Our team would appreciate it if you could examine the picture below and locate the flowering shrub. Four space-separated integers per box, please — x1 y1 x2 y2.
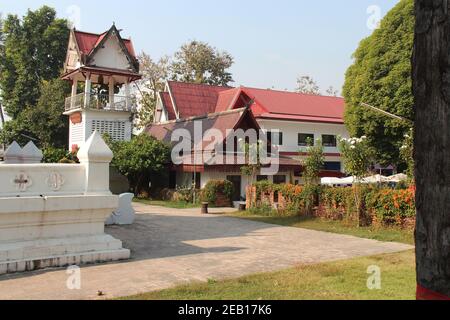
201 180 234 204
248 181 416 228
322 185 416 227
368 185 416 224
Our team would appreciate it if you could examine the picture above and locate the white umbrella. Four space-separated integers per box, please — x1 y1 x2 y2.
363 174 389 184
321 177 345 185
386 173 408 183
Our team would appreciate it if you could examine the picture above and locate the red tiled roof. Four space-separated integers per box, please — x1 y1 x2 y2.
161 82 345 124
146 108 259 151
74 30 136 59
242 87 345 123
215 88 241 113
160 92 176 120
167 81 232 118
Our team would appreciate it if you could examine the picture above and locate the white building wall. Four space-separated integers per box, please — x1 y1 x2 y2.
90 35 130 70
257 119 349 154
257 119 350 170
83 109 132 143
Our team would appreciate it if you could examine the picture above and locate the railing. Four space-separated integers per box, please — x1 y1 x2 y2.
65 93 135 112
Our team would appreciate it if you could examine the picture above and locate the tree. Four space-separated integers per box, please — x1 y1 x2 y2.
301 138 324 186
0 6 69 119
339 136 375 224
135 52 171 128
295 75 320 95
109 134 171 196
0 79 70 148
413 0 450 299
343 0 414 168
22 79 70 148
301 138 325 213
325 86 339 97
171 40 234 86
400 128 414 180
240 140 263 186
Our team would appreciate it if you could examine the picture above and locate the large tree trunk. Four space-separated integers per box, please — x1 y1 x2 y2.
413 0 450 299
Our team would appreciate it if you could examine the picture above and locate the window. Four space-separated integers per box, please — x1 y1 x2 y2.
257 175 268 182
267 131 283 146
91 120 126 141
298 133 314 146
273 175 287 184
322 135 337 147
323 162 342 172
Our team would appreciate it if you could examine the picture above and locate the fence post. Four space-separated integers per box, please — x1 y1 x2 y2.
22 141 43 164
4 142 23 164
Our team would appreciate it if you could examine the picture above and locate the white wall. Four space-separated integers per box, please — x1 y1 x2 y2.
90 34 130 70
257 119 349 154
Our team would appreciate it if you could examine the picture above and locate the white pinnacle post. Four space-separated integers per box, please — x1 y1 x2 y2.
4 142 23 164
22 141 43 164
77 131 113 195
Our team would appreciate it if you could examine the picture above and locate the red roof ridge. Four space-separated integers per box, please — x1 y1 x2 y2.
241 85 344 100
74 29 131 41
167 80 234 89
267 111 343 119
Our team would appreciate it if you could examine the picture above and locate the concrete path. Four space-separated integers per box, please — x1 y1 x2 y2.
0 203 413 300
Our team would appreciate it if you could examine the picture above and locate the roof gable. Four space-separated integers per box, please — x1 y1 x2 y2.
146 108 260 151
68 25 138 72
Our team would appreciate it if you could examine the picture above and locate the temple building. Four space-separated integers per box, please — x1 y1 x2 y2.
61 24 141 151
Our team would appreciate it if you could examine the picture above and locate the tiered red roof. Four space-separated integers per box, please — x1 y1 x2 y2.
159 81 345 124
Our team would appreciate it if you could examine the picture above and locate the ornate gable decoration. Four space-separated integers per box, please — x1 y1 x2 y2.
63 24 139 75
86 25 139 72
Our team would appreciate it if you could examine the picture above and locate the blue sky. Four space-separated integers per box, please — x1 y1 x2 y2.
1 0 400 94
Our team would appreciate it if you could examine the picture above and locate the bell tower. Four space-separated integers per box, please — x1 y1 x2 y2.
61 24 141 151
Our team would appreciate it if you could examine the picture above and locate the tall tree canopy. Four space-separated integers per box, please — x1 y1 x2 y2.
296 75 320 95
343 0 414 167
137 41 235 126
0 6 69 119
171 40 234 86
135 53 171 128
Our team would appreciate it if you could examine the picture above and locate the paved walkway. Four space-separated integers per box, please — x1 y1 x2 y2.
0 203 413 300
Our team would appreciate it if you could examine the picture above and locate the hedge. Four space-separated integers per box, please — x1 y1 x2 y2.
248 181 416 228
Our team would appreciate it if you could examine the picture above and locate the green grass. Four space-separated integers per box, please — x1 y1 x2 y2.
122 250 416 300
230 213 414 245
133 198 200 209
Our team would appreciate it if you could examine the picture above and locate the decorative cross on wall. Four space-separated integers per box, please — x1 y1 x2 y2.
12 172 33 192
46 172 65 191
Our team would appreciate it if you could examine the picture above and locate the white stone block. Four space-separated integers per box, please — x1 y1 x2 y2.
106 193 136 225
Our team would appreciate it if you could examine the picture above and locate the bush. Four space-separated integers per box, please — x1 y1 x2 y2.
201 180 234 204
42 147 79 164
321 184 415 227
108 134 171 196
